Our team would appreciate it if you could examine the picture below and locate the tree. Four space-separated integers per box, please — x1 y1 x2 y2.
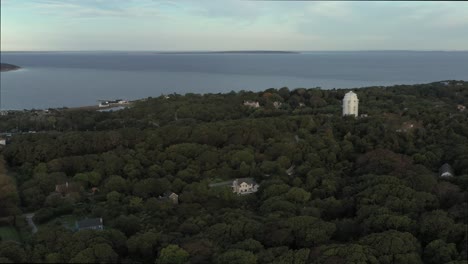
69 248 95 263
423 240 458 264
92 243 119 263
156 245 189 264
315 244 378 264
127 231 161 260
231 239 264 253
114 215 141 236
215 249 257 264
359 230 422 264
0 241 27 263
419 210 455 243
285 187 311 204
272 248 310 264
0 172 20 217
105 175 127 193
286 216 336 247
181 239 215 264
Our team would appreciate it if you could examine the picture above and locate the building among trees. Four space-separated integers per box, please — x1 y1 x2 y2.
159 191 179 204
243 100 260 108
232 178 259 195
439 163 454 177
343 91 359 117
75 218 104 231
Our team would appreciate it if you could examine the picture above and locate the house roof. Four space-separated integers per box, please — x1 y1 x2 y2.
235 178 257 185
439 163 454 175
163 191 177 197
77 218 102 229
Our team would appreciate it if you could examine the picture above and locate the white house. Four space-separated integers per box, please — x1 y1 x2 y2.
232 178 259 195
243 101 260 108
342 91 359 117
0 138 6 146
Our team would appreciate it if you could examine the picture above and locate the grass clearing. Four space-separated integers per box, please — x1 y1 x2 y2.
0 226 21 242
37 214 79 231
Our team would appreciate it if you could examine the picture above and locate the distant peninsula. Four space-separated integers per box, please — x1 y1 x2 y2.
0 63 21 72
153 50 300 55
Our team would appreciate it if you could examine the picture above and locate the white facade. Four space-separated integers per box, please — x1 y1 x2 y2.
232 178 259 195
342 91 359 117
243 101 260 108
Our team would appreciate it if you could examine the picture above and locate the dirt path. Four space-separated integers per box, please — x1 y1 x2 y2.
209 180 232 188
24 213 37 234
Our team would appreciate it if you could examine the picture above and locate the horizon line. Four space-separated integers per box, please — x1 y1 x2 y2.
2 49 468 53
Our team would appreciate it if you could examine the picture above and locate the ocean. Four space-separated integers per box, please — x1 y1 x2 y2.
1 51 467 110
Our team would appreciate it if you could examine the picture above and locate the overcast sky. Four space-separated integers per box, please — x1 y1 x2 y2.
1 0 467 51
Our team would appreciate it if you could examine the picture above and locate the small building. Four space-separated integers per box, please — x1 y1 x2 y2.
273 101 283 109
243 101 260 108
439 163 454 177
55 182 81 195
232 178 259 195
159 191 179 204
98 99 124 107
457 105 466 112
0 138 6 146
90 187 100 195
76 218 104 231
98 101 109 107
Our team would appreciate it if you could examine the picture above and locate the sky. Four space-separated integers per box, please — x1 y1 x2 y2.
1 0 468 51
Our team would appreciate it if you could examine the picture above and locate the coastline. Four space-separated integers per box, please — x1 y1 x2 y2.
0 63 22 72
1 80 465 112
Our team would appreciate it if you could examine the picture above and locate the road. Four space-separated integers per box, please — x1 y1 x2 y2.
24 213 37 234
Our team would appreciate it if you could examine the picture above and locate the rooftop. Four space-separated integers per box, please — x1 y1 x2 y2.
76 218 102 229
234 178 257 185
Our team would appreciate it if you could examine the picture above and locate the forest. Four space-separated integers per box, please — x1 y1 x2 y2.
0 80 467 264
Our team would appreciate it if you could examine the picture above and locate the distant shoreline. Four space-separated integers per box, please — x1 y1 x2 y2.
2 50 301 55
2 50 467 53
152 51 301 54
0 63 21 72
2 80 465 112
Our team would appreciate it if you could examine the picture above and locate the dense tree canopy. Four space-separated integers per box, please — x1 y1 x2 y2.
0 81 467 263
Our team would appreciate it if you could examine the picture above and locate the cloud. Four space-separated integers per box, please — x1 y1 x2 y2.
18 0 167 18
2 1 467 51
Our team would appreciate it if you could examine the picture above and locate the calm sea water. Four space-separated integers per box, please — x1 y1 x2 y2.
1 51 467 110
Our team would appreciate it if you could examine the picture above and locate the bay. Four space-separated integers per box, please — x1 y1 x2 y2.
1 51 467 110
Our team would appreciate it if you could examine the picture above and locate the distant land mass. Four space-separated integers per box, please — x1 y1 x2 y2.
0 63 21 72
152 50 300 54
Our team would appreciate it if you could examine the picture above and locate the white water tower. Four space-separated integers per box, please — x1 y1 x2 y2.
342 91 359 117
